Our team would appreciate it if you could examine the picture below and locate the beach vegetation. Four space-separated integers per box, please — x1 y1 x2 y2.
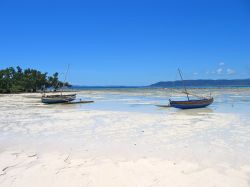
0 66 71 93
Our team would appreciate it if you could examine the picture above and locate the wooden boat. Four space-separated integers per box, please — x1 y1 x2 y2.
169 97 213 109
41 65 78 104
42 93 76 98
169 69 213 109
41 94 76 104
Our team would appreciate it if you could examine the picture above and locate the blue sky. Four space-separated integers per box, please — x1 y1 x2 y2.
0 0 250 86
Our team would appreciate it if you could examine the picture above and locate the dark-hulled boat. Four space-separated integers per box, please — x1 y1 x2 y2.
169 69 213 109
169 97 213 109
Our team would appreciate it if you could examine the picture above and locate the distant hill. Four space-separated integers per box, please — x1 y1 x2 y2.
150 79 250 87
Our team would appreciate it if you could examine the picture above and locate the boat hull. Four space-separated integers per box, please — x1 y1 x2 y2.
170 98 213 109
41 94 76 104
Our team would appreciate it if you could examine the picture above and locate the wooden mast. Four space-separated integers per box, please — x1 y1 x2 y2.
61 64 70 96
178 68 189 101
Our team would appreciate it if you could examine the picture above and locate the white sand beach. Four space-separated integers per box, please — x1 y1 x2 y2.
0 89 250 187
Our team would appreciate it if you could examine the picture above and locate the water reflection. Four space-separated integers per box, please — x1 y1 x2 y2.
175 107 214 116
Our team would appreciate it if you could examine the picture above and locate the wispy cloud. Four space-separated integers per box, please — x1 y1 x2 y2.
216 68 223 74
219 62 225 66
205 62 237 76
226 68 235 75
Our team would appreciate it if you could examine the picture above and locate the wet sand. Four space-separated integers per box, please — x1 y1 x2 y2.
0 89 250 187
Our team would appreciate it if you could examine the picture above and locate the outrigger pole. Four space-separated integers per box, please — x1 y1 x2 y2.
178 68 190 101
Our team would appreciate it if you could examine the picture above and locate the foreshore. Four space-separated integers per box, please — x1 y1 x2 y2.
0 89 250 187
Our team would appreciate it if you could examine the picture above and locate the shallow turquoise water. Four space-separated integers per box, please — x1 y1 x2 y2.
71 87 250 116
0 88 250 163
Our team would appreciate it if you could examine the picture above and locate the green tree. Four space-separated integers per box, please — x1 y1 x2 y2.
0 66 70 93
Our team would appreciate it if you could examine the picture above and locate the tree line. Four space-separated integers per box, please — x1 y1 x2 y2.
0 66 71 93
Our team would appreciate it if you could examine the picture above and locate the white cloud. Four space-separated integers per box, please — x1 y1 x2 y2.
216 68 223 74
205 62 237 76
226 68 235 75
193 72 198 75
219 62 225 66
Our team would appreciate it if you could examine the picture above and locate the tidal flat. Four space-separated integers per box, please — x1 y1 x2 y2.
0 88 250 187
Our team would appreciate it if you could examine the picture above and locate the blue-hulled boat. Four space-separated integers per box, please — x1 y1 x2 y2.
169 69 214 109
169 97 213 109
